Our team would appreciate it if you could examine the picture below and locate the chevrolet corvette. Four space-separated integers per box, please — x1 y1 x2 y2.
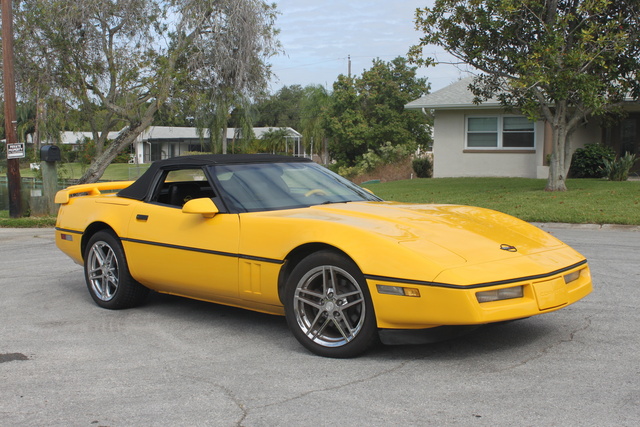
54 154 592 357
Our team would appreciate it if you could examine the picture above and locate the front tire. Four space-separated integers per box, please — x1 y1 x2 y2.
84 230 148 309
284 250 378 358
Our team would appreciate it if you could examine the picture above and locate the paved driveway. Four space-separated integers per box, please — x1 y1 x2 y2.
1 226 638 426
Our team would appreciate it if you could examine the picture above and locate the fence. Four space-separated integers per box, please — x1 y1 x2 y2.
0 176 77 214
1 164 148 214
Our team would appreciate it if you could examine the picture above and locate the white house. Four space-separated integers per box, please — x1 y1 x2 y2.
61 126 304 164
405 77 639 178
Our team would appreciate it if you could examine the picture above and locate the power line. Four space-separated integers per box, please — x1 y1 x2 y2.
271 50 453 73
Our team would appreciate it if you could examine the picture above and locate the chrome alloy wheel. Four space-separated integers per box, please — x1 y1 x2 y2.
293 265 366 347
87 241 120 302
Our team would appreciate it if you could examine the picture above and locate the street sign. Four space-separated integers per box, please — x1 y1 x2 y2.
7 142 24 159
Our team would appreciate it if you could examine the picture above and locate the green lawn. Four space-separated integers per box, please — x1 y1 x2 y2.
2 172 639 227
363 177 640 225
17 162 151 181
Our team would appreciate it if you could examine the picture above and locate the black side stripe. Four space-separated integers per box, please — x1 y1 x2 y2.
55 227 83 235
365 259 588 290
57 227 587 290
120 237 283 265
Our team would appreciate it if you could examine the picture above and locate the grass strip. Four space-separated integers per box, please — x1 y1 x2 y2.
364 177 640 225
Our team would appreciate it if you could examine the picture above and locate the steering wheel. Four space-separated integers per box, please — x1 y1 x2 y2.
305 189 328 197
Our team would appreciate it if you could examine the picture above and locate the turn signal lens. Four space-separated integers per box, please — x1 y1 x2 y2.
564 270 581 284
476 286 523 303
376 285 420 297
403 288 421 297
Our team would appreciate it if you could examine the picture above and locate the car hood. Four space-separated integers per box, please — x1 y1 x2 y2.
305 201 565 266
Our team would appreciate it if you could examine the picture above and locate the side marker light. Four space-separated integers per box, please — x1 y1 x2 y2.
376 285 420 297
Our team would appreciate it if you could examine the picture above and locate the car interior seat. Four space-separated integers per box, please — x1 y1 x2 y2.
168 182 202 206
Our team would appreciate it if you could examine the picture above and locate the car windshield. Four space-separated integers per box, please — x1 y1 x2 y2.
210 162 381 212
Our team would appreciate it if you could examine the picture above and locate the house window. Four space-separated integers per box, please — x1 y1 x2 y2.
467 117 498 147
466 116 535 149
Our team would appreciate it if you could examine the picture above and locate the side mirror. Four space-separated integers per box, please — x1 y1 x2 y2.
182 198 219 218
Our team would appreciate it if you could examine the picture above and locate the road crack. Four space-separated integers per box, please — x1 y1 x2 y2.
246 356 424 414
495 315 593 372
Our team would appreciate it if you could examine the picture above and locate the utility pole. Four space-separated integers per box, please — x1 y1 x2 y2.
2 0 24 218
348 55 351 78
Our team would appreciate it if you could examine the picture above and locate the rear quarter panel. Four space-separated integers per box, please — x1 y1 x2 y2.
56 195 137 264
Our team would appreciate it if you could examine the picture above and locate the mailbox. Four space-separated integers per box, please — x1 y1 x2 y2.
41 145 61 162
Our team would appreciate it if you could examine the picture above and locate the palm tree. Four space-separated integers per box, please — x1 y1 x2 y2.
259 128 290 154
300 85 330 163
16 103 36 145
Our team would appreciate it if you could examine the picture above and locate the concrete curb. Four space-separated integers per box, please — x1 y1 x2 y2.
531 222 640 232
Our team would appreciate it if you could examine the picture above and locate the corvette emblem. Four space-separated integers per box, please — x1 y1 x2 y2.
500 244 518 252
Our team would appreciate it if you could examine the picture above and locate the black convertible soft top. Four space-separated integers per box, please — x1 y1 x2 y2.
118 154 312 201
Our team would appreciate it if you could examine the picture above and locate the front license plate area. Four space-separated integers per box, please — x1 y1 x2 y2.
533 278 568 310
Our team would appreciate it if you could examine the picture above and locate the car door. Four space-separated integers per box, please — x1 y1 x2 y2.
123 168 241 302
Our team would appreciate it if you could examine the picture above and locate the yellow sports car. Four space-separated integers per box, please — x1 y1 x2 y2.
55 154 592 357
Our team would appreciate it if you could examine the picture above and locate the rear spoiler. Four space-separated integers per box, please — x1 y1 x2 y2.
55 181 134 204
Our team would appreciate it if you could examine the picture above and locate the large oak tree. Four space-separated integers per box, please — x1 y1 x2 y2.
15 0 279 183
410 0 640 191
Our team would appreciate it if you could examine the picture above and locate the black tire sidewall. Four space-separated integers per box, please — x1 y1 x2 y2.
83 230 147 309
284 250 378 358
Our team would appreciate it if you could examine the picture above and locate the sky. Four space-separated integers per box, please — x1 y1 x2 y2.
267 0 472 94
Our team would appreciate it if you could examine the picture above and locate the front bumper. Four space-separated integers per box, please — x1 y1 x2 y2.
367 260 592 330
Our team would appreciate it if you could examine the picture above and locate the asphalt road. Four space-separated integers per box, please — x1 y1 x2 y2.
1 226 638 427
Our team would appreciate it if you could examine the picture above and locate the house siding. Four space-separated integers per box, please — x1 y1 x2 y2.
433 109 545 178
406 77 609 179
572 119 603 148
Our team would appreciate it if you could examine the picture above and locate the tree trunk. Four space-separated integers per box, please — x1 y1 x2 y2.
546 154 568 191
222 125 228 154
545 105 570 191
323 136 329 164
78 116 154 184
33 90 45 157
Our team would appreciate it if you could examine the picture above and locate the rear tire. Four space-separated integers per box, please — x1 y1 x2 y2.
284 250 378 358
84 230 148 309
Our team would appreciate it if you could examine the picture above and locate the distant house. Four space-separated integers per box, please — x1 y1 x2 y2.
61 126 304 164
405 77 640 178
61 130 120 149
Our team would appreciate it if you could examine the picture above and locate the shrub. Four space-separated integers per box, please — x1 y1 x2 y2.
113 150 133 163
77 139 95 165
602 152 638 181
337 142 414 179
412 156 433 178
60 144 79 163
569 144 615 178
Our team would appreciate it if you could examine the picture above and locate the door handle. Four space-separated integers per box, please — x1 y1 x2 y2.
136 214 149 221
